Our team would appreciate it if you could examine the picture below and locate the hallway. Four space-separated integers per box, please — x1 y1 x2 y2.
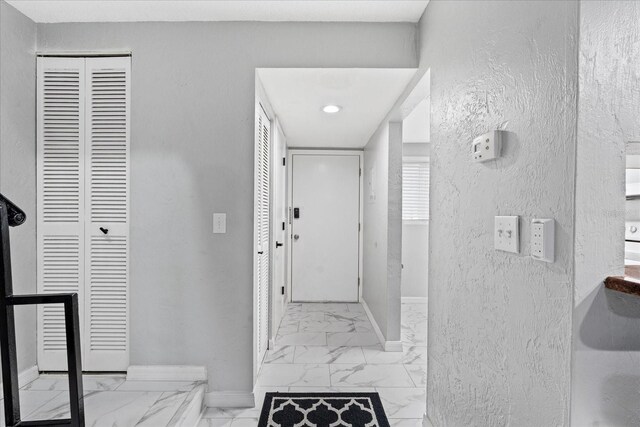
200 302 427 426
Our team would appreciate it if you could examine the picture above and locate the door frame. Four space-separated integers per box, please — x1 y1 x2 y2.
286 149 364 303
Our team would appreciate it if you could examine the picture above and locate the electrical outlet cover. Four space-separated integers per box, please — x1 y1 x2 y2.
531 218 554 262
494 215 519 253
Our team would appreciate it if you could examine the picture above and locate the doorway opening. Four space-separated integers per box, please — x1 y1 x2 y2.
252 68 423 403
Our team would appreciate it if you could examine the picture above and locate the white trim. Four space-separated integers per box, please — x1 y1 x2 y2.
287 149 364 303
384 340 404 352
361 299 384 347
402 297 428 304
361 300 402 352
126 365 207 381
0 365 40 390
37 51 132 57
205 391 256 408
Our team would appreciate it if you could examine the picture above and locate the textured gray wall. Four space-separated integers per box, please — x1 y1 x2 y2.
419 1 578 424
0 0 37 380
572 1 640 425
37 20 417 392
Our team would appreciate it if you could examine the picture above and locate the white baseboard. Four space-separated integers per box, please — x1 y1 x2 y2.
361 299 385 348
384 341 404 352
0 365 40 389
361 300 402 352
127 365 207 381
402 297 427 304
206 391 255 408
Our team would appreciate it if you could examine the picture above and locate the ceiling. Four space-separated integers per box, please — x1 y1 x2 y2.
7 0 429 23
258 68 417 148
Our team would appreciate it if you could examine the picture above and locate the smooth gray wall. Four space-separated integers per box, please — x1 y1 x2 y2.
363 121 402 343
572 1 640 425
0 0 37 382
401 142 429 299
419 1 578 424
37 21 417 392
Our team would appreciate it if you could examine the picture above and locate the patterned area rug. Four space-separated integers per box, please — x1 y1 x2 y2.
258 392 391 427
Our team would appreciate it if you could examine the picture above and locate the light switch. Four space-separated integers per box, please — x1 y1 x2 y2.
495 215 519 253
213 213 226 234
531 218 554 262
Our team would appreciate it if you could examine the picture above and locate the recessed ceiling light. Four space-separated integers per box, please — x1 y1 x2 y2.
322 105 341 114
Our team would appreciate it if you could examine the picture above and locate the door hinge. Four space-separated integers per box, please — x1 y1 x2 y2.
282 157 286 166
281 286 285 295
358 223 361 232
358 277 360 287
359 167 362 177
282 221 285 231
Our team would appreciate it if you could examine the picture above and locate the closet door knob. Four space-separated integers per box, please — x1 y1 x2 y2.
100 227 109 235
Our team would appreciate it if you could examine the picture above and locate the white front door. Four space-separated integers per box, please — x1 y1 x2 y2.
290 153 361 302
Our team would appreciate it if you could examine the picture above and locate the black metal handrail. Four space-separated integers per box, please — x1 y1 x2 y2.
0 194 85 427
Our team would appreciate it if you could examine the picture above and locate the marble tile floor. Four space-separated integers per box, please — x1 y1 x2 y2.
0 374 205 426
199 302 428 427
1 303 426 426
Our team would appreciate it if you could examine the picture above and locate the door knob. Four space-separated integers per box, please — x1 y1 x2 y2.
276 241 284 248
294 234 300 240
99 227 109 235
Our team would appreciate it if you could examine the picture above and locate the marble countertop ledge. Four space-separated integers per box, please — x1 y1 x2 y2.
605 265 640 297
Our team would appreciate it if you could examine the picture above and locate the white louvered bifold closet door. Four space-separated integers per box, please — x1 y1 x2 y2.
256 106 271 367
37 56 130 372
37 57 86 370
83 57 130 370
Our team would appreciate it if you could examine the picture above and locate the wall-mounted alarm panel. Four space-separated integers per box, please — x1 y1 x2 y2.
472 130 503 162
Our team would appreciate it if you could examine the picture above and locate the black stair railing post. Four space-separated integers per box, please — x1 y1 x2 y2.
65 295 84 425
0 193 85 427
0 200 22 426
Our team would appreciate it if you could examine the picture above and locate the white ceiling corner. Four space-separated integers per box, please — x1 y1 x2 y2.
6 0 429 24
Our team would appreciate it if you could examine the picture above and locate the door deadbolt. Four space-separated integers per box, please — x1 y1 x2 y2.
293 234 300 240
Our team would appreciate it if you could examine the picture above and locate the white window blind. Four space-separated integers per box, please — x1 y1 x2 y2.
402 160 429 221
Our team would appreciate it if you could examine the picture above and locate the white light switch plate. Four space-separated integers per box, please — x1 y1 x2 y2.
531 218 554 262
213 213 226 234
495 215 519 253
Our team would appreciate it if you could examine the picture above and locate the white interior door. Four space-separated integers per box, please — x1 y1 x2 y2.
37 57 86 370
254 105 270 369
83 56 130 371
291 153 360 302
37 56 130 372
271 120 287 338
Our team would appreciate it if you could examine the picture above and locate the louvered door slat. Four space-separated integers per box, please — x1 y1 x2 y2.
255 106 271 368
83 57 130 370
37 57 86 370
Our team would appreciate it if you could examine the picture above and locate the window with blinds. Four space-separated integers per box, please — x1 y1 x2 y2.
402 160 429 221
